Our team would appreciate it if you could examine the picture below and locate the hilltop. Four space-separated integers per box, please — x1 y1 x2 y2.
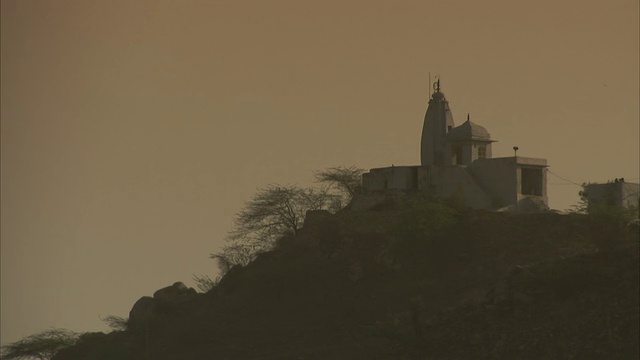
52 201 639 359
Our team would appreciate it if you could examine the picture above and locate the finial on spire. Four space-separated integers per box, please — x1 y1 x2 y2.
432 75 441 93
467 113 470 121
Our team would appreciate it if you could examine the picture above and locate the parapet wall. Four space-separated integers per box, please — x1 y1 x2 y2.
361 156 549 212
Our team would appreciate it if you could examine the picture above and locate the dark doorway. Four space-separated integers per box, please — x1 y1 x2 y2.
521 168 543 196
455 146 463 165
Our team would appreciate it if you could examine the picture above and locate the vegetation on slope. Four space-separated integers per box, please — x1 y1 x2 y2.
48 195 638 359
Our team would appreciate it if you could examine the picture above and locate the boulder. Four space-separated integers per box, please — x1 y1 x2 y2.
153 281 197 302
128 296 155 329
128 282 197 330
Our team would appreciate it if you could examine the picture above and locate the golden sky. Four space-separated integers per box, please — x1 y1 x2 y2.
1 0 638 344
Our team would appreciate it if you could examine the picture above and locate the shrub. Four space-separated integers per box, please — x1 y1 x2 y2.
1 328 79 360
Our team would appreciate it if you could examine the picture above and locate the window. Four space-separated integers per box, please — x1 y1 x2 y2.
521 168 543 196
478 146 487 159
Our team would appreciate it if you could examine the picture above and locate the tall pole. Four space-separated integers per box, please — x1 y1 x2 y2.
513 146 519 213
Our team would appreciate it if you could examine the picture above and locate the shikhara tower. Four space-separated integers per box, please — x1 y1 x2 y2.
420 78 454 166
420 79 495 167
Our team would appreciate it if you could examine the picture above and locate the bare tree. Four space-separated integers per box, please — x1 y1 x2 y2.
100 315 128 332
314 166 365 201
210 241 257 276
228 184 332 246
209 184 334 277
1 328 79 360
192 274 218 293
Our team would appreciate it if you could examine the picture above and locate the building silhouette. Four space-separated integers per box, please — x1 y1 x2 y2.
584 180 640 212
359 79 549 212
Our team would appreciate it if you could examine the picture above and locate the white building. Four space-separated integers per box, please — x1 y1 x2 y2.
360 80 549 212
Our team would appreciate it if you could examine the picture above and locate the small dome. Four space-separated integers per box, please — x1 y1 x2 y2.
448 119 492 141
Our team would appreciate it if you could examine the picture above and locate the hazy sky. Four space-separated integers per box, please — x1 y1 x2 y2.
1 0 638 344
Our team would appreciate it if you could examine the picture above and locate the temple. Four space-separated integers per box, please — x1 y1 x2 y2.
359 79 549 212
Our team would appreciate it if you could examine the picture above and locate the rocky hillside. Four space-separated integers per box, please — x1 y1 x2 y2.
52 201 639 360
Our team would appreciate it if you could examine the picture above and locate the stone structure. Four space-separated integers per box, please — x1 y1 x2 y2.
361 79 549 212
584 180 639 212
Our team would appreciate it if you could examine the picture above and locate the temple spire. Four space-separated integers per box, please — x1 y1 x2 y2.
432 75 441 93
421 75 454 166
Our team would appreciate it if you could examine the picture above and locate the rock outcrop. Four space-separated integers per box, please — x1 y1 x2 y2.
128 296 155 330
153 281 197 302
128 282 198 332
